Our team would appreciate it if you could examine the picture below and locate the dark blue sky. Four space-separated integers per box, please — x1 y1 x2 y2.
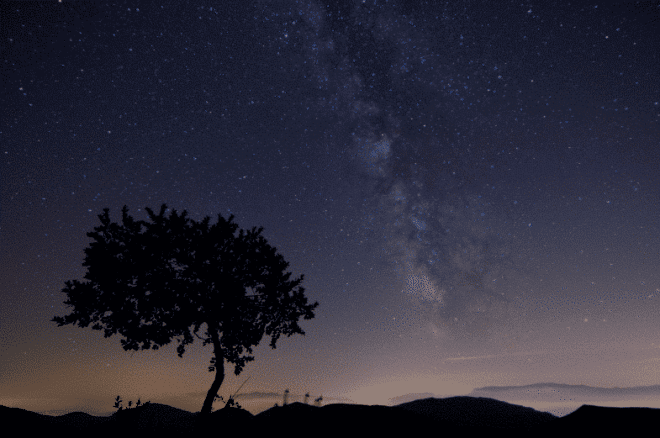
1 0 659 416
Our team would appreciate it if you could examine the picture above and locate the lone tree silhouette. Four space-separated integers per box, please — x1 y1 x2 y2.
52 204 318 415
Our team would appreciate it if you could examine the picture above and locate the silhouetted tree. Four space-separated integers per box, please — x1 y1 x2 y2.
52 204 318 415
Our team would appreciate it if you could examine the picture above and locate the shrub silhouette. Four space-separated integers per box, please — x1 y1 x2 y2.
214 376 250 411
113 396 123 411
113 395 150 412
53 204 318 416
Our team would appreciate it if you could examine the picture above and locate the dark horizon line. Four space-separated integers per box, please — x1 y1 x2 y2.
23 381 660 418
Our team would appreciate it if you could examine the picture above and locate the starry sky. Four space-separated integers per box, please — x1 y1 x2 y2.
1 0 659 418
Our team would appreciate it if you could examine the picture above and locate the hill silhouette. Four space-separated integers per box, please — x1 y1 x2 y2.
2 396 659 438
395 396 557 429
538 404 660 436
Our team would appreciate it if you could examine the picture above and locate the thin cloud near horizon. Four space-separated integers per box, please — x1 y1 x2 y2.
443 350 549 362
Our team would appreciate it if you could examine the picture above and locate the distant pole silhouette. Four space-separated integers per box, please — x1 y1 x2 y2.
283 389 289 406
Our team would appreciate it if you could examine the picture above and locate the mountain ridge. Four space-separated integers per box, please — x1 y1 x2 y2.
4 394 659 438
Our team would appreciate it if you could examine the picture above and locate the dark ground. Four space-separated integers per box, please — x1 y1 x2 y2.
2 396 659 438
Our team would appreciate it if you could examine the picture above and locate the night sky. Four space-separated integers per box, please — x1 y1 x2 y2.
2 0 659 418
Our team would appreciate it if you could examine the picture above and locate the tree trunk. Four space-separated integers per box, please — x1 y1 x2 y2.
200 326 225 415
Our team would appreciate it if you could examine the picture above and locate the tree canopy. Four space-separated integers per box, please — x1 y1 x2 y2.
52 204 318 414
